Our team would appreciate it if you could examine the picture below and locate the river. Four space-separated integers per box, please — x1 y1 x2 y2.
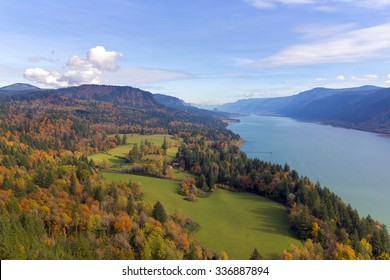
228 114 390 228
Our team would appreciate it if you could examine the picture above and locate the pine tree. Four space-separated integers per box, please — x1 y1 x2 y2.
115 133 121 145
161 137 168 155
122 134 128 145
70 174 77 195
162 160 168 177
152 201 168 223
94 186 104 202
249 248 262 260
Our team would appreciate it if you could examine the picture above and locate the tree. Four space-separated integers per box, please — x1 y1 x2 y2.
333 243 358 260
128 143 140 163
122 134 128 145
289 204 312 239
101 158 109 169
281 239 324 260
113 211 132 233
249 248 262 260
162 160 168 177
70 174 77 195
115 133 121 145
126 196 135 216
94 186 104 202
197 174 208 191
372 230 383 257
152 201 168 223
161 137 168 155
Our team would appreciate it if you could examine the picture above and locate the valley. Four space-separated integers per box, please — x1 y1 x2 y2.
0 83 389 260
96 134 299 259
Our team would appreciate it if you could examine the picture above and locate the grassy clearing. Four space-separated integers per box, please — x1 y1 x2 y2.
102 172 300 260
89 134 181 168
109 134 181 159
88 153 124 168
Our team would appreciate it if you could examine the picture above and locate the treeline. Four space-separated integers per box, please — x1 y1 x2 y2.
176 136 390 260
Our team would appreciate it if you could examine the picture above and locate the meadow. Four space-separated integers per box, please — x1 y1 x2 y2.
109 134 181 159
102 171 300 259
89 134 181 167
89 134 181 168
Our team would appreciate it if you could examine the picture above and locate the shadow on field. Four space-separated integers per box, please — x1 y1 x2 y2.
237 195 296 238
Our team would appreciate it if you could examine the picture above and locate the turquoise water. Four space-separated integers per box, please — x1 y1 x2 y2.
228 115 390 228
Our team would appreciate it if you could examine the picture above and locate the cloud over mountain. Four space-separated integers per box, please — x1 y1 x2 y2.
24 46 123 87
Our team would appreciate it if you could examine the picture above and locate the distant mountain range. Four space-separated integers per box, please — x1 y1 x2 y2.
0 83 41 94
1 83 190 109
154 94 191 108
217 85 390 134
3 83 390 134
0 83 229 128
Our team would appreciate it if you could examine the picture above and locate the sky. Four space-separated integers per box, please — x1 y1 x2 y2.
1 0 390 104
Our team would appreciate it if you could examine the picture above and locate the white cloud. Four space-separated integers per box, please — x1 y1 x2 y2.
341 0 390 8
257 22 390 67
316 77 327 81
294 24 356 39
385 74 390 84
246 0 390 9
245 0 315 8
87 46 123 71
364 74 378 80
24 46 123 87
24 46 192 88
24 68 69 87
336 75 345 81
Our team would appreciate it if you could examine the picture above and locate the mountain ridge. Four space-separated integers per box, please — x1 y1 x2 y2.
0 83 41 95
217 85 390 134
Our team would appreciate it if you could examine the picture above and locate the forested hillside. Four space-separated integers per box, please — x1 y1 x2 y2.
0 84 389 260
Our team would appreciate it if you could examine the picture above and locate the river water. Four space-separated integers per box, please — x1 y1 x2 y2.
228 114 390 228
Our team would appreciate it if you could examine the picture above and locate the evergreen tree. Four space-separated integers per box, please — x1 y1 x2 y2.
128 143 139 163
162 160 168 177
122 134 128 145
161 137 168 155
152 201 168 223
70 174 77 195
115 133 121 145
249 248 262 260
94 186 104 202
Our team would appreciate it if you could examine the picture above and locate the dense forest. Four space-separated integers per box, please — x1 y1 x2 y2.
0 84 389 260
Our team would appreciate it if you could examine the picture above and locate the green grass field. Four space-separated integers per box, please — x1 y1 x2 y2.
89 134 181 167
102 171 300 259
88 153 124 167
109 134 181 159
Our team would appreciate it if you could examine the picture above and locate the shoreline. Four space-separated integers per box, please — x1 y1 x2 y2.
228 114 390 228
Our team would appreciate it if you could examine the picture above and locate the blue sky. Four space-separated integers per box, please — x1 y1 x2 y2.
1 0 390 104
